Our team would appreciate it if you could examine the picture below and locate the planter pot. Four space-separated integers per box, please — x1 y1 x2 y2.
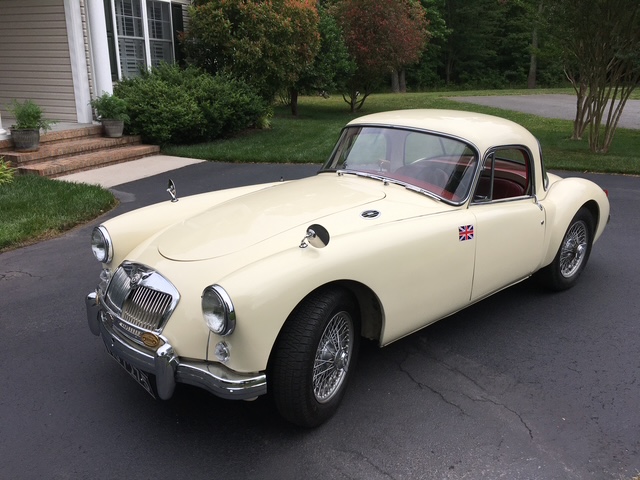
11 128 40 152
102 119 125 138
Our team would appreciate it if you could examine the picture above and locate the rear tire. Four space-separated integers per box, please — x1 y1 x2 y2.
539 207 594 291
270 288 360 427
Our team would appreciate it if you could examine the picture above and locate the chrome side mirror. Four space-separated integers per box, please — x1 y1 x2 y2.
299 224 330 249
167 179 178 202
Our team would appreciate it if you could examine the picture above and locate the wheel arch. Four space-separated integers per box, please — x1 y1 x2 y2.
541 175 608 269
542 199 599 268
267 280 384 369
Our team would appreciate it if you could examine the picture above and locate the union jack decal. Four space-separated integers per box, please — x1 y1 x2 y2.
459 225 474 241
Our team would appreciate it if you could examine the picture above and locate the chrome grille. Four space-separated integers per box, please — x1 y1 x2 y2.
104 262 179 332
122 286 172 330
106 266 131 310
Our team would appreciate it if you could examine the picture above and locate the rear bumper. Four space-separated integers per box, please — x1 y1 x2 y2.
85 291 267 400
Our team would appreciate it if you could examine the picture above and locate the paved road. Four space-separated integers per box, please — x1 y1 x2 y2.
450 94 640 130
1 161 639 479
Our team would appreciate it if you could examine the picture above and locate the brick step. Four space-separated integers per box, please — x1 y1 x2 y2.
40 125 103 144
18 144 161 177
0 125 102 152
5 135 143 166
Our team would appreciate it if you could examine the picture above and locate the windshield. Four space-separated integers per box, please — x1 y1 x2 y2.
322 126 478 203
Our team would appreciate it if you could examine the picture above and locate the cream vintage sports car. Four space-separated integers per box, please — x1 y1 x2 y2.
86 109 610 427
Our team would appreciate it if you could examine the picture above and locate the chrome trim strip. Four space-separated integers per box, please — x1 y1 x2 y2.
92 225 113 263
86 291 101 336
212 284 236 336
86 292 267 401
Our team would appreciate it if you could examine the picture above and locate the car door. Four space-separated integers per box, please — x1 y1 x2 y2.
469 147 546 302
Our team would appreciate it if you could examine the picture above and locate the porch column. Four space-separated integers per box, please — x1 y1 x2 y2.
86 0 114 97
0 112 6 135
65 0 92 123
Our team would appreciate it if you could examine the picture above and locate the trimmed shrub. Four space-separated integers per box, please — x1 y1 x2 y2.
114 64 269 145
0 157 15 185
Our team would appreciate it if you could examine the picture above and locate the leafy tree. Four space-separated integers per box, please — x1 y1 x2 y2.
547 0 640 152
288 5 356 115
406 0 450 90
494 0 535 86
183 0 321 102
407 0 563 90
332 0 429 111
526 0 544 88
441 0 505 86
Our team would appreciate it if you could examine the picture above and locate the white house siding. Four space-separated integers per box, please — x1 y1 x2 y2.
0 0 78 123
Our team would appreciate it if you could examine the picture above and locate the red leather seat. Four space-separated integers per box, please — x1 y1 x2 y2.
477 177 525 200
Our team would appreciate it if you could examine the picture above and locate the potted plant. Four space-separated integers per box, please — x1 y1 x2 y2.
7 99 55 152
90 92 129 138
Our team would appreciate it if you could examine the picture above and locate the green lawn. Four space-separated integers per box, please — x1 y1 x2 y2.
164 90 640 175
0 174 116 252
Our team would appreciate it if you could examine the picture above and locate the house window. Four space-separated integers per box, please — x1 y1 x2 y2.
147 1 173 67
111 0 180 79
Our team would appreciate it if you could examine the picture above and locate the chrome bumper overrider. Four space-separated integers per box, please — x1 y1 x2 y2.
85 291 267 400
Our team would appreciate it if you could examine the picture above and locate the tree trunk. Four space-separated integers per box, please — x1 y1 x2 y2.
527 27 538 89
391 70 400 93
399 69 406 93
445 54 453 85
573 85 589 140
342 91 357 113
289 87 299 116
527 1 543 89
566 69 590 140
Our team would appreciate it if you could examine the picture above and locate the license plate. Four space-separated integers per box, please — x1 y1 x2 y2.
105 344 156 399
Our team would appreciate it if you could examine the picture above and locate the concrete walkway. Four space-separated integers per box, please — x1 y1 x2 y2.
57 154 205 188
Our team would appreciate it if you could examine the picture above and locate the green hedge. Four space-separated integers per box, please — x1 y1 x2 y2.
114 64 270 145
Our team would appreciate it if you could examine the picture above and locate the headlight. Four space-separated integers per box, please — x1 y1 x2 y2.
202 285 236 336
91 226 113 263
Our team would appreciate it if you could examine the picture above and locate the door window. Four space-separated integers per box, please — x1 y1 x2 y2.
473 147 532 202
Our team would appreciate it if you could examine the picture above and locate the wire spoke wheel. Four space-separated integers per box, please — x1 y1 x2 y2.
559 220 588 278
313 311 354 403
270 288 360 427
538 207 594 291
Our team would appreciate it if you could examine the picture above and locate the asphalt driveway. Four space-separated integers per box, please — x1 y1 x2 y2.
450 94 640 130
1 161 639 479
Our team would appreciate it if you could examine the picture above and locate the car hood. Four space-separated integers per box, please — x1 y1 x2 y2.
157 175 388 261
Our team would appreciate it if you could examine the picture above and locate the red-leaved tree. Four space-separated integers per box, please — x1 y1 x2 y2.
332 0 429 111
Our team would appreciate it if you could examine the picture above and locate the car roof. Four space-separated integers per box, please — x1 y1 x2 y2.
347 109 538 152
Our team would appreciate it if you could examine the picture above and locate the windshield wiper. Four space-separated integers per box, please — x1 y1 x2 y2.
336 169 387 182
337 169 442 202
403 184 442 202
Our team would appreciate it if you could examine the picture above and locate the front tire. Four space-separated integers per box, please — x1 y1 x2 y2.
270 288 360 427
539 207 594 291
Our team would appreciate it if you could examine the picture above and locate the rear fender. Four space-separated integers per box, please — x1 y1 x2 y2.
540 177 609 268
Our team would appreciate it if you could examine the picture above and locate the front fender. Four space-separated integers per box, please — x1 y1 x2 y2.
209 212 475 373
540 177 609 268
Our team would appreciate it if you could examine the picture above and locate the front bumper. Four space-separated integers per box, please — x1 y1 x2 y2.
86 291 267 400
